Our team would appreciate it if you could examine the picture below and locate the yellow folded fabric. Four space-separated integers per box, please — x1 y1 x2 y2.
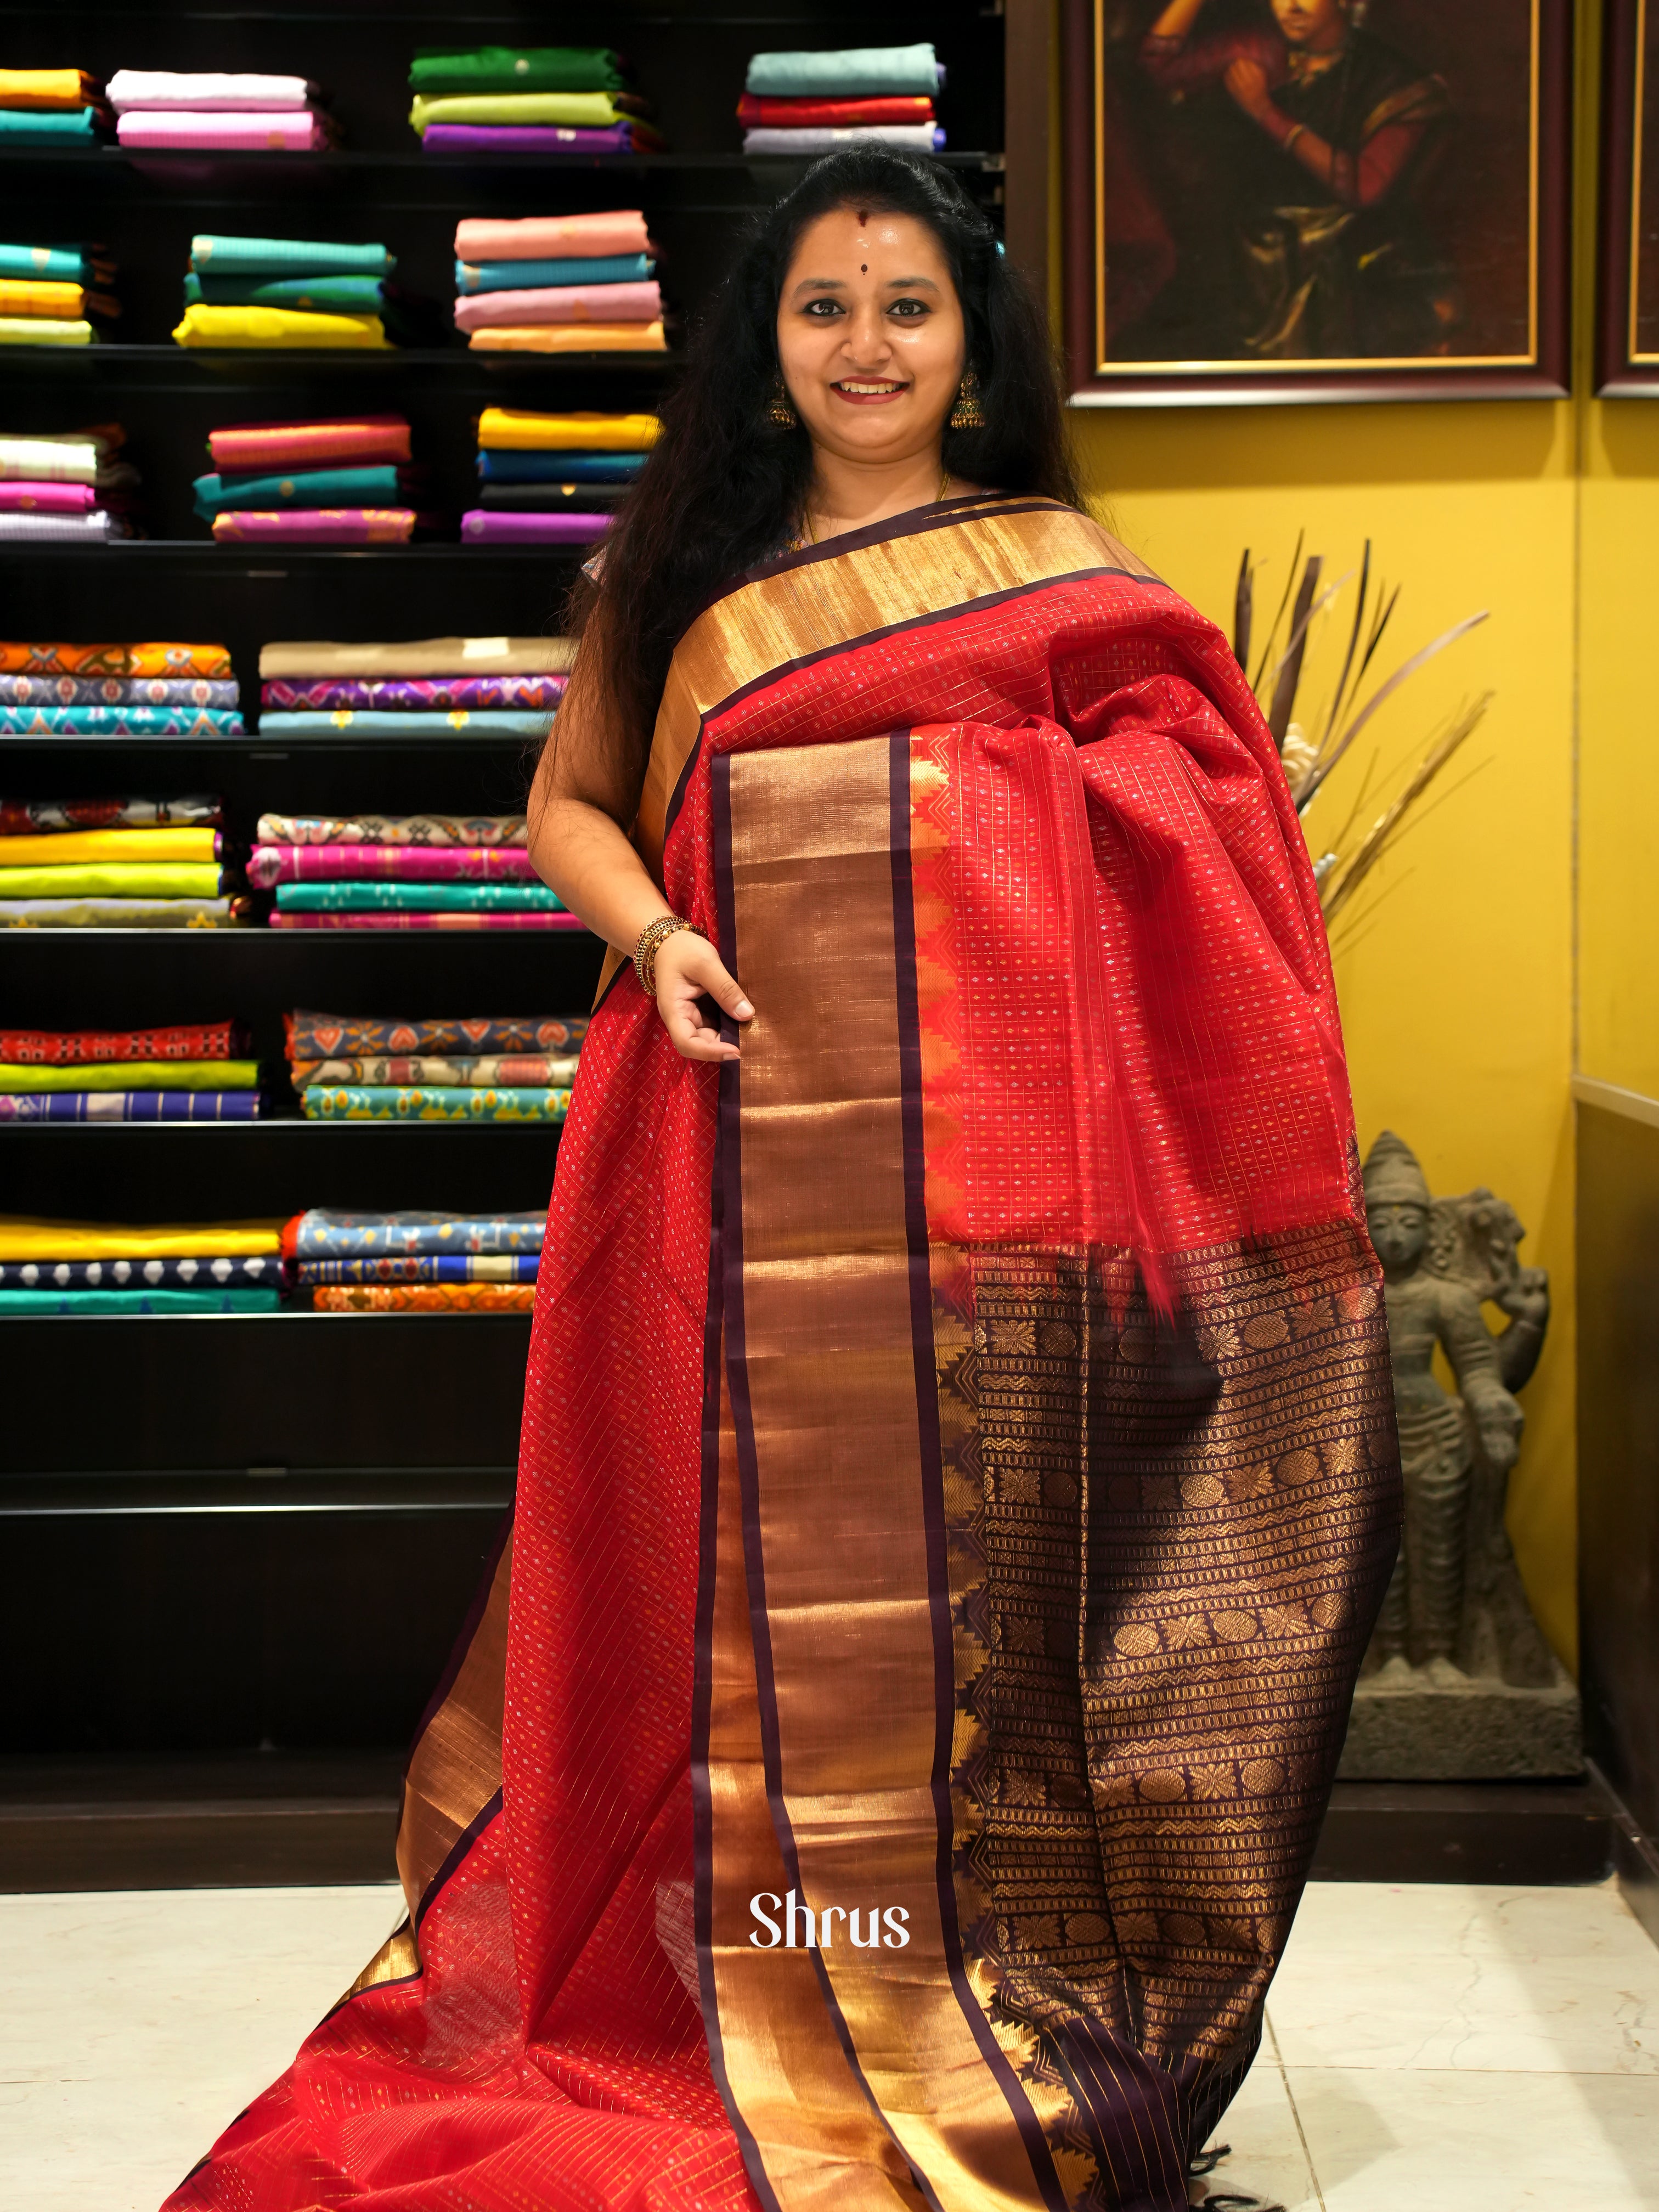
0 280 89 319
171 304 391 351
409 92 631 132
469 321 667 355
0 1060 259 1093
0 1216 283 1260
0 68 95 109
0 828 216 867
260 636 577 679
0 317 93 348
476 408 661 452
0 863 222 898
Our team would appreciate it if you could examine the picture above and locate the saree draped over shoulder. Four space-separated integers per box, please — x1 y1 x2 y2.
166 496 1400 2212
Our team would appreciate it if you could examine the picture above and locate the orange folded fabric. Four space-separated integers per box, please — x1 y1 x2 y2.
0 280 116 321
467 320 667 354
453 212 651 263
312 1282 535 1312
0 641 233 678
0 68 100 110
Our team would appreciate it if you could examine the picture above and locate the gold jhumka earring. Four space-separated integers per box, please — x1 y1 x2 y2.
765 377 798 428
949 367 986 431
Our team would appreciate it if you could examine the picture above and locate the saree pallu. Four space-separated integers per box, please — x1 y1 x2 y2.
287 1011 586 1058
170 496 1399 2212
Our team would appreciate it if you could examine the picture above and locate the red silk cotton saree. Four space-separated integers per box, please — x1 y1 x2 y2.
166 496 1400 2212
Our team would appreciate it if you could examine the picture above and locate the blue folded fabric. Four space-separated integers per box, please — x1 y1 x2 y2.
0 243 94 281
476 449 646 484
454 252 652 294
193 464 405 517
255 709 554 738
0 705 244 736
0 109 100 142
744 43 941 97
183 272 386 312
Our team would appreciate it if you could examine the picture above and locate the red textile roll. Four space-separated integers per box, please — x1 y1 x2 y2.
206 415 411 472
0 1019 241 1064
736 93 936 127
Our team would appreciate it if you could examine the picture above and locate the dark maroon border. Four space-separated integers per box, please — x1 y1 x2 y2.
1599 0 1659 393
1062 0 1573 405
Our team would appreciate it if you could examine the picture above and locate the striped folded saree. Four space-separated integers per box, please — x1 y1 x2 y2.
168 495 1400 2212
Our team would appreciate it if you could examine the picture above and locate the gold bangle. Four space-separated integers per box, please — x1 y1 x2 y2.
1283 122 1305 151
634 912 702 996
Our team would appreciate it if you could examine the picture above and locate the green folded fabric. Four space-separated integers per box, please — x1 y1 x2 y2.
0 862 223 899
409 47 627 94
0 1060 259 1093
193 464 403 517
302 1085 572 1121
409 91 634 132
183 272 386 312
190 235 394 278
0 1286 279 1313
275 881 565 911
0 110 98 142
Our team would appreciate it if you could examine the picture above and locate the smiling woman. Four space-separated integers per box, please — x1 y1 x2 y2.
165 149 1400 2212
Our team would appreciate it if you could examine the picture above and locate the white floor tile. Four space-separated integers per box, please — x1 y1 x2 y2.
0 1884 402 2212
1201 2052 1322 2211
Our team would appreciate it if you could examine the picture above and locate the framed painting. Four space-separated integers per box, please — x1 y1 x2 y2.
1599 0 1659 393
1060 0 1571 403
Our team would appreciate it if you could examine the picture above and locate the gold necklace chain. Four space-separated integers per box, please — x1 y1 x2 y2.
805 465 951 547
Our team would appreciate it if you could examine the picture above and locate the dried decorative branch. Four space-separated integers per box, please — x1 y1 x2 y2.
1321 693 1493 922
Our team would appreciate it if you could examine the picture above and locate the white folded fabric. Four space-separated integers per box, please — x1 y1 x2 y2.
0 511 124 541
0 436 102 484
742 124 945 154
106 70 320 112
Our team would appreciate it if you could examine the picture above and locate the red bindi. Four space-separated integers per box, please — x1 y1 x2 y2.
860 263 867 273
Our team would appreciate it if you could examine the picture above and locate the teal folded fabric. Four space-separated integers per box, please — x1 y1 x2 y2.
744 43 940 97
275 881 566 911
194 464 404 517
0 110 99 142
0 1286 280 1314
184 272 386 312
303 1085 571 1121
190 235 394 278
256 709 552 738
0 705 243 736
455 252 651 294
0 244 92 281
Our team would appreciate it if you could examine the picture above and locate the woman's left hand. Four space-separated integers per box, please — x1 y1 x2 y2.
1223 56 1274 121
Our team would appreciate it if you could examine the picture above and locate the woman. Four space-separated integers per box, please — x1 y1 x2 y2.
1134 0 1453 359
165 151 1398 2212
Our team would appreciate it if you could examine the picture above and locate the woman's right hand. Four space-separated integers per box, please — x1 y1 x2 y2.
654 927 754 1063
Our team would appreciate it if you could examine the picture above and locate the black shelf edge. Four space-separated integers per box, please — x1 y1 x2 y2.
0 146 1001 174
0 541 589 562
0 1308 533 1325
0 345 673 373
0 1116 567 1131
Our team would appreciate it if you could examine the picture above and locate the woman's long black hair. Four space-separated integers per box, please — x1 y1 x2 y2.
570 146 1079 787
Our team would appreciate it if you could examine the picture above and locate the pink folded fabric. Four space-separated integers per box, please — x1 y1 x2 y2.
117 110 331 150
453 280 661 332
461 510 610 545
0 481 96 515
212 509 415 543
269 910 586 932
454 212 651 262
248 843 538 887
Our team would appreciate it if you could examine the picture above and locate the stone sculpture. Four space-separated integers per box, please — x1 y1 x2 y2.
1339 1130 1580 1778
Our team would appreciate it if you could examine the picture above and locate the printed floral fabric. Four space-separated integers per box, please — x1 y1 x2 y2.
0 1253 284 1288
286 1011 586 1057
310 1282 535 1312
0 642 232 678
292 1054 577 1088
260 679 564 713
281 1209 545 1259
300 1085 569 1122
0 795 221 833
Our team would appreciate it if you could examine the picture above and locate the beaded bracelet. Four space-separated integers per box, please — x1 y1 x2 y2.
634 912 703 996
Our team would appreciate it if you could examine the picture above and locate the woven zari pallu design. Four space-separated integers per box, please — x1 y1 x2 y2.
166 496 1399 2212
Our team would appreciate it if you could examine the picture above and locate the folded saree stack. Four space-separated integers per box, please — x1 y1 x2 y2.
284 1203 546 1310
465 407 657 546
0 1215 283 1312
740 43 946 153
251 805 575 929
452 210 665 358
0 67 110 148
0 427 140 540
0 1016 262 1120
110 70 339 153
0 642 240 735
0 236 118 348
195 414 422 545
173 235 396 352
409 45 664 156
283 1005 582 1125
257 636 571 772
0 788 249 927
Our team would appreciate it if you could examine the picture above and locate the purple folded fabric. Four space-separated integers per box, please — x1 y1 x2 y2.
261 675 567 712
268 910 586 932
421 123 637 154
0 481 97 516
117 110 331 151
212 509 415 544
249 843 538 887
461 509 611 545
453 281 661 332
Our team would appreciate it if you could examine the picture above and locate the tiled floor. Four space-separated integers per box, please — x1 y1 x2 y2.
3 1878 1658 2210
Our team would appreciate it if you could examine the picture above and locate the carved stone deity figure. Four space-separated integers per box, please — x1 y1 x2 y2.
1339 1131 1581 1779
